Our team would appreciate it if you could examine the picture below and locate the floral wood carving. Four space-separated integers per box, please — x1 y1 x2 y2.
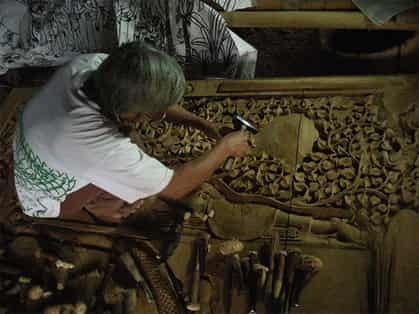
139 95 419 230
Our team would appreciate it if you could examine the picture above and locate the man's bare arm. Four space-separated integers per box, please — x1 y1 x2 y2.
159 131 249 200
166 104 204 127
166 104 220 138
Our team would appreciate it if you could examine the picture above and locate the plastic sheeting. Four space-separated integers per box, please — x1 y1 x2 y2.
352 0 419 24
0 0 257 78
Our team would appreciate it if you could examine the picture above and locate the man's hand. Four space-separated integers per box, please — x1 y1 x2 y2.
159 131 251 201
219 131 251 157
201 121 222 140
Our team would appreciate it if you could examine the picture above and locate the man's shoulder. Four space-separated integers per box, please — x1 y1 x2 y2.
68 53 109 75
24 53 109 105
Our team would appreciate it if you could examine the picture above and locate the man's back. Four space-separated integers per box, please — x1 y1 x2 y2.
13 53 173 218
13 54 108 217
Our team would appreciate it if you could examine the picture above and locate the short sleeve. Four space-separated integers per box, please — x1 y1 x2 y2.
85 139 174 203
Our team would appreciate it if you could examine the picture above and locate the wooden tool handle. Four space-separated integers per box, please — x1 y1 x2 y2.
186 249 201 312
223 125 246 170
224 157 235 170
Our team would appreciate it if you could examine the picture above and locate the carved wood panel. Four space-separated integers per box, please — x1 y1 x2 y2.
139 94 418 230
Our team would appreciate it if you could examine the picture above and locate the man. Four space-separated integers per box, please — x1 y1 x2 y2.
13 42 250 222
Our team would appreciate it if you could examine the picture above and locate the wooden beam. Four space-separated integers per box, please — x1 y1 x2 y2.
185 75 417 97
218 76 412 92
221 11 419 30
254 0 356 10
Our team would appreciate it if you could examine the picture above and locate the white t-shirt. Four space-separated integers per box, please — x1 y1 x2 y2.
13 53 174 218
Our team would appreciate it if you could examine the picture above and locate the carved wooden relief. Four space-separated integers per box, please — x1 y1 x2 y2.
139 95 419 230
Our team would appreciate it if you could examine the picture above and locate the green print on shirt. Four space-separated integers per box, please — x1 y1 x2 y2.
14 111 77 217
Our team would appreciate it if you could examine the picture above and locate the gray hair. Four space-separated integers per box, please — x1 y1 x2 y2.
88 42 186 121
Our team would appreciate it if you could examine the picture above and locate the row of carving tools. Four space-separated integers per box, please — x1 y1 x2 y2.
228 237 323 313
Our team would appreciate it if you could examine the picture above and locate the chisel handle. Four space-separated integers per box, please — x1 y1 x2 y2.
223 125 247 170
187 249 201 312
224 157 235 170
